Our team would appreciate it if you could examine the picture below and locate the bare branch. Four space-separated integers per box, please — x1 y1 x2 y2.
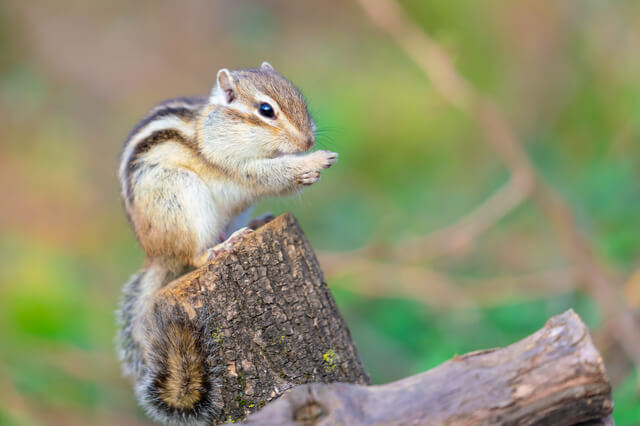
321 254 577 308
399 171 534 260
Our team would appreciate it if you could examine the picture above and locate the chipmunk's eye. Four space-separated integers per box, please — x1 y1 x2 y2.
258 103 275 119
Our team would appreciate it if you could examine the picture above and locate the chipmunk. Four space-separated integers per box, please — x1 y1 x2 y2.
116 62 337 425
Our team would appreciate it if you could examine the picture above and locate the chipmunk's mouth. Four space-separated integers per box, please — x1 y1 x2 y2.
268 135 314 158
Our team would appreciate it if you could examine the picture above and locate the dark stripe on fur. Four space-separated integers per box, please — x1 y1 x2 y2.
125 128 197 205
119 96 207 204
223 107 265 128
127 96 206 144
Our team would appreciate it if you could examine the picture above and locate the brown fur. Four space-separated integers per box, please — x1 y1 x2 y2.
157 323 204 409
126 129 197 204
133 204 198 269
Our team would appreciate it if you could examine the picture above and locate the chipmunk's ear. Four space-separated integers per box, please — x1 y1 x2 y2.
260 61 274 72
215 68 236 103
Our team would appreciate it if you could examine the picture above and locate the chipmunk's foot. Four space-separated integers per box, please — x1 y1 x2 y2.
204 227 253 262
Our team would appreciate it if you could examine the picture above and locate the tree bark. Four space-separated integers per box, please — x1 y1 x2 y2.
245 309 613 425
154 212 369 424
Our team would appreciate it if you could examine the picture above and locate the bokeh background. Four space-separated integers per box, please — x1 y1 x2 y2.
1 0 639 424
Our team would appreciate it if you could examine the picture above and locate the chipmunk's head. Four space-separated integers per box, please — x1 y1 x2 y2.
200 62 316 163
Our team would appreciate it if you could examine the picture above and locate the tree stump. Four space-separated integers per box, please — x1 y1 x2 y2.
154 213 369 423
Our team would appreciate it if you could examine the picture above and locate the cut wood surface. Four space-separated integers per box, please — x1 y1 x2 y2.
153 213 369 423
245 309 613 425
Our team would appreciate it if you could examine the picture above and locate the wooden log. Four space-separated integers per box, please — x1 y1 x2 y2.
245 309 613 425
153 213 369 424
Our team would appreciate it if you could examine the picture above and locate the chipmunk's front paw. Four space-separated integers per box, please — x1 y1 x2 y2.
295 171 321 186
312 150 338 169
295 151 338 186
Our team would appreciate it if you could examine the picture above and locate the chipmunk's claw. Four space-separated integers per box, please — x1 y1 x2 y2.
295 171 321 185
206 227 253 261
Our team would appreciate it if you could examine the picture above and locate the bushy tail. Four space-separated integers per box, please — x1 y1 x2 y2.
116 270 145 376
116 269 222 425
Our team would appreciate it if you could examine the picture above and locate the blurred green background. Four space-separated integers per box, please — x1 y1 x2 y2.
1 0 639 424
